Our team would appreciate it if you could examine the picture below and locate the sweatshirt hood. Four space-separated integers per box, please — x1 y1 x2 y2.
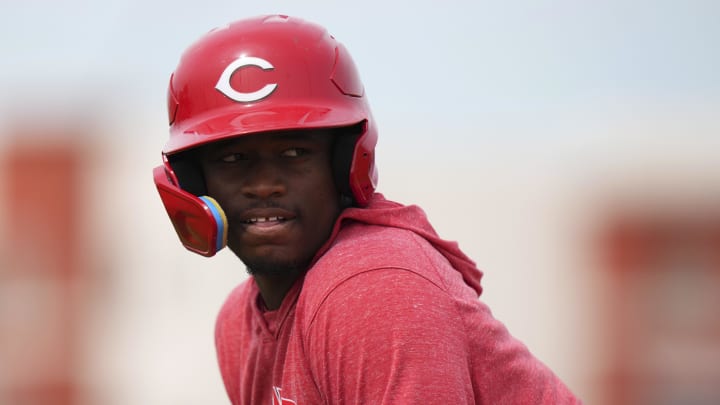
314 193 484 296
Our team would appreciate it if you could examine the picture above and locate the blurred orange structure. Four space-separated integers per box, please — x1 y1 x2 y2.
0 137 87 404
600 207 720 404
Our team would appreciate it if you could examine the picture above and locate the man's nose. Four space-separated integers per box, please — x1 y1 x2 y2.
240 160 287 199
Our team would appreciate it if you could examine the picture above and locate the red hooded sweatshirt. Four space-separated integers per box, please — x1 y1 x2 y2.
215 194 581 404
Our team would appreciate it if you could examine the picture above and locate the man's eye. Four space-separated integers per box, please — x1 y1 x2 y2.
220 153 247 163
281 148 307 158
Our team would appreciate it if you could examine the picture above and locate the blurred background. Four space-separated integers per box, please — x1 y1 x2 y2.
1 0 719 404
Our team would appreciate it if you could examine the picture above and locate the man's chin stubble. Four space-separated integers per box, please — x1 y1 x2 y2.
242 258 308 279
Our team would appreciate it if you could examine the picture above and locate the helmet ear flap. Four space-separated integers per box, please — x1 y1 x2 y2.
153 165 227 257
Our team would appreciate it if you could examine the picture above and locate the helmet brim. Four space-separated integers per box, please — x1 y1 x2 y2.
163 102 366 155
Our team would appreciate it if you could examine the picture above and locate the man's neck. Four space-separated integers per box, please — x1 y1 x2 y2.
253 273 300 311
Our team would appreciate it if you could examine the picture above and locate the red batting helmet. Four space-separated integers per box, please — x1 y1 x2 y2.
154 15 378 257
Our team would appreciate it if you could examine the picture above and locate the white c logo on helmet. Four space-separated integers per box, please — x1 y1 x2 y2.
215 56 277 102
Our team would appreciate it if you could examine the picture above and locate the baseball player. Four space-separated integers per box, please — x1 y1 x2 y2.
154 14 580 404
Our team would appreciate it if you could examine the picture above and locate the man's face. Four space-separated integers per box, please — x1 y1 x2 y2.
198 130 341 277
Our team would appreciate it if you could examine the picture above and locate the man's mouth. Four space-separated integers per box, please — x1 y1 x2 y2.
243 216 288 224
239 215 294 237
238 208 297 234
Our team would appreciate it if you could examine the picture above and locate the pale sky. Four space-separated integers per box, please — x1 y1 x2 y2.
1 0 718 153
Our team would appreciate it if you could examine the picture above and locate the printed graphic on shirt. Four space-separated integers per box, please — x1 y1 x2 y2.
272 386 297 405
